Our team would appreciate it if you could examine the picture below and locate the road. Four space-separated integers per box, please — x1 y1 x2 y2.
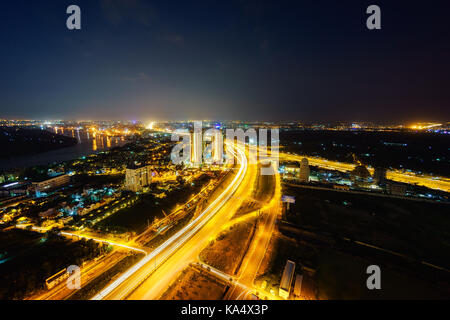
92 142 253 300
28 251 127 300
225 161 282 300
132 173 227 246
280 153 450 192
284 181 450 204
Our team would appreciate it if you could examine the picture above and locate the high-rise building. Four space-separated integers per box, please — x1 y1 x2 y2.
191 129 202 166
212 130 223 164
202 129 222 165
124 164 153 192
299 158 310 182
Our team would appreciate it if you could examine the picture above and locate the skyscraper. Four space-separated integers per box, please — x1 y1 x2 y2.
212 130 223 164
191 122 202 166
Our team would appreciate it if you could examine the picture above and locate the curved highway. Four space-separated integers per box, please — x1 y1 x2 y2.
92 143 249 300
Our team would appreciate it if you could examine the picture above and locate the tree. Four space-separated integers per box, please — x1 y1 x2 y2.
176 175 185 185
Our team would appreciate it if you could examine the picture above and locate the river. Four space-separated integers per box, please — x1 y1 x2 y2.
0 128 128 170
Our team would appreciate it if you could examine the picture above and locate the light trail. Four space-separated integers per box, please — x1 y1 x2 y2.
280 153 450 193
91 143 248 300
224 160 282 300
59 231 148 255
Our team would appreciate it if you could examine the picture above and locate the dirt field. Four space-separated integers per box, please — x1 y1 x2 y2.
160 266 227 300
199 219 256 275
233 164 275 218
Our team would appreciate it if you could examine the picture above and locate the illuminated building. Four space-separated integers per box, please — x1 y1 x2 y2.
0 181 29 198
191 126 202 166
46 268 70 290
293 274 303 299
279 260 296 299
202 128 222 165
39 208 58 219
299 158 310 182
212 130 223 164
125 164 153 192
283 163 300 180
30 174 70 194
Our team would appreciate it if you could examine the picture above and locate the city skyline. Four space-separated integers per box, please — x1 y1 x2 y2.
1 120 449 302
1 0 449 306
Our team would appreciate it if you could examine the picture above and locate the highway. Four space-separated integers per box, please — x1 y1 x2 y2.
132 173 227 246
280 153 450 192
225 162 281 300
92 142 252 300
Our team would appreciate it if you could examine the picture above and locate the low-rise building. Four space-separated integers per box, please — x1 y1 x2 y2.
39 208 58 219
293 274 303 299
46 268 69 290
59 216 73 225
79 202 103 216
284 163 300 176
386 182 407 196
124 164 153 192
30 174 70 194
279 260 296 299
0 181 29 198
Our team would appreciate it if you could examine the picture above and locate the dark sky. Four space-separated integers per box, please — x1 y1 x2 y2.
0 0 449 122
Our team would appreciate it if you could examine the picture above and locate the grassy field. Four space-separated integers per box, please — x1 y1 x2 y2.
95 193 163 234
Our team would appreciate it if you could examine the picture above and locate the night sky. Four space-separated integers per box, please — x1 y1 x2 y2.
1 0 449 122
